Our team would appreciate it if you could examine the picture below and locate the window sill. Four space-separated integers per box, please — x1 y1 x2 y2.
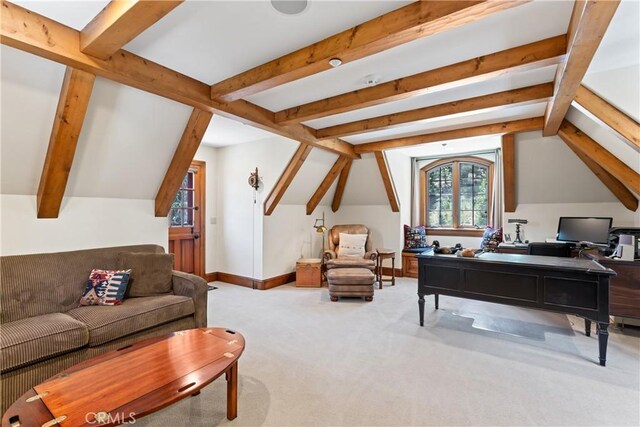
426 228 484 237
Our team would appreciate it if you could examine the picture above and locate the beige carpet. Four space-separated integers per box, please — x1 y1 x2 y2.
136 278 640 426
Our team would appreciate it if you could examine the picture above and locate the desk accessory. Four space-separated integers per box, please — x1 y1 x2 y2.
508 219 528 244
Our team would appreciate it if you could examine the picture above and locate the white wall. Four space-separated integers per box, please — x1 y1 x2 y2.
504 203 637 243
263 205 335 278
515 131 621 204
0 195 167 256
510 129 640 240
333 206 401 252
215 135 302 279
0 47 193 258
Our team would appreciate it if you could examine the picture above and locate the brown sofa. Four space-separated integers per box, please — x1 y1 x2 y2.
0 244 208 414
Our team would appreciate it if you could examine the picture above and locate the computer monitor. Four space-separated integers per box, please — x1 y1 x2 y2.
556 217 613 245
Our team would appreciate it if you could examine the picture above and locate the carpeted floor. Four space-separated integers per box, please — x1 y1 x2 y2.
137 279 640 426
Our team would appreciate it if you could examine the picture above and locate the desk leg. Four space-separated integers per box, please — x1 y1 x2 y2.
584 319 591 337
227 361 238 420
597 323 609 367
418 293 425 326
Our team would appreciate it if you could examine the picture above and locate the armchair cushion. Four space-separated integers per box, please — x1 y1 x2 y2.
338 233 367 259
326 258 375 271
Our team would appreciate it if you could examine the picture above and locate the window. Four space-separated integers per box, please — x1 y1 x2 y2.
169 171 196 227
420 157 493 236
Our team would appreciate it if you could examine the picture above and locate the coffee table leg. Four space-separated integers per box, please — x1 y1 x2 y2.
227 361 238 420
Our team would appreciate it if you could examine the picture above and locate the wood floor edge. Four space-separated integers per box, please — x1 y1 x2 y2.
205 271 296 290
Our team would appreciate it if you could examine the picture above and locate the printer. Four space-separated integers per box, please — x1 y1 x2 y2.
609 227 640 260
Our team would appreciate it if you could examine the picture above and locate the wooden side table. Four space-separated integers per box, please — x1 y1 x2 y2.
376 249 396 289
296 258 322 287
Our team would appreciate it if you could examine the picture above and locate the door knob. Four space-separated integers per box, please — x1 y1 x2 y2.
193 234 200 239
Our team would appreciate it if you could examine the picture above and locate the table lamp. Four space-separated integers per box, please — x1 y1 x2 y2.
508 218 528 244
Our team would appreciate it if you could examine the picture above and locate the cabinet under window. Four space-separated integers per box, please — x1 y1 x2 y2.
420 157 493 236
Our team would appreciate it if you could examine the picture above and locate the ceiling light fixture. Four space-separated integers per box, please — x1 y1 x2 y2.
329 58 342 68
271 0 308 15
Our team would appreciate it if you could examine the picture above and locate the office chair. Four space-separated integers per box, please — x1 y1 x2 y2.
527 242 572 257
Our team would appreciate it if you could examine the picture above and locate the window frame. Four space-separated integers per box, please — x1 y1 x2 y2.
419 156 494 237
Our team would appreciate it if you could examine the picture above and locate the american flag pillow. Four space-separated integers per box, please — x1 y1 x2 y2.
79 269 132 306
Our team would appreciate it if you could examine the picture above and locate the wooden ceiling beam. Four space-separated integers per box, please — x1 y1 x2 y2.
210 0 529 102
307 156 350 215
332 159 352 213
37 67 96 218
264 144 313 216
543 0 620 136
558 119 639 195
81 0 183 59
0 1 358 159
155 109 213 217
574 85 640 149
559 125 638 211
374 152 400 212
317 83 553 139
354 117 543 153
275 35 566 125
502 134 516 212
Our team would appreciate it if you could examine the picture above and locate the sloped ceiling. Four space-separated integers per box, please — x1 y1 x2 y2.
1 46 193 199
1 0 638 208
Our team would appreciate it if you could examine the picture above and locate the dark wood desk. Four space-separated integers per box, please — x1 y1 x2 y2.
496 245 640 320
417 251 615 366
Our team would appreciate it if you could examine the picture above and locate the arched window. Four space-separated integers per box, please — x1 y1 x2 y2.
420 157 494 236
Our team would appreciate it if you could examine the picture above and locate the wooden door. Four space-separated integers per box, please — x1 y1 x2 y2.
168 160 205 277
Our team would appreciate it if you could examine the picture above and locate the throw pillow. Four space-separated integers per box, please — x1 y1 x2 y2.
79 269 131 306
481 226 503 251
338 233 368 259
404 225 428 249
117 252 174 297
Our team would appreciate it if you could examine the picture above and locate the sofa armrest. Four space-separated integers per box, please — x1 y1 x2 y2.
365 251 378 262
323 250 337 263
172 271 208 328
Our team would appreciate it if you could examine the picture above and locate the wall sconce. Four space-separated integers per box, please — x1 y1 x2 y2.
248 167 260 191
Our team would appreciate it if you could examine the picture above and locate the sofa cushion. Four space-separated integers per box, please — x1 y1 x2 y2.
118 252 174 297
326 258 375 270
1 244 165 323
1 313 89 373
79 269 131 306
66 295 194 346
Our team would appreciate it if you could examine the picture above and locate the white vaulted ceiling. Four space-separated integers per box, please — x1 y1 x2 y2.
1 0 639 205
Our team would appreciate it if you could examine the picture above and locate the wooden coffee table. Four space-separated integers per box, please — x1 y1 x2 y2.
2 328 245 426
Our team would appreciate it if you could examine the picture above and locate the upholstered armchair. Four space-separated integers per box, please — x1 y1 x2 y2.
323 224 377 271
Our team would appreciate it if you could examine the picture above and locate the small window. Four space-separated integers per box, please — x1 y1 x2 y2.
421 157 493 236
169 171 195 227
